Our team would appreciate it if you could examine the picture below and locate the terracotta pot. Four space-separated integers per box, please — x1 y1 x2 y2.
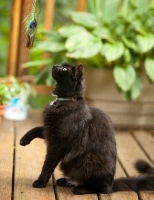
0 105 5 122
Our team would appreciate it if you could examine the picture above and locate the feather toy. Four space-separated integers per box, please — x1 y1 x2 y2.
23 0 41 48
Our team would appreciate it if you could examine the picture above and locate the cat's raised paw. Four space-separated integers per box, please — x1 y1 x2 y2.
32 179 47 188
20 136 31 146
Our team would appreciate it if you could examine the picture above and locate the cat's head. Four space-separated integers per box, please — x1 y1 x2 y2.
52 63 85 98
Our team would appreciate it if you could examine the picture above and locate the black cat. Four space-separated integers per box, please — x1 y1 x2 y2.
20 63 154 194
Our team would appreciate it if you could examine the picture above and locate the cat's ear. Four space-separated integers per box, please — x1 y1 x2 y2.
75 64 84 79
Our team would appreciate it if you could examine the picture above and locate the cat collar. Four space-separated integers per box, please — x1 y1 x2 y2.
49 97 75 106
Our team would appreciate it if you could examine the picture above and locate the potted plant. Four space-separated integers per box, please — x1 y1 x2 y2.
0 76 32 121
25 0 154 99
23 0 154 126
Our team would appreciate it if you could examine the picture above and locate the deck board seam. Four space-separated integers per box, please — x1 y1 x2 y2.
117 157 129 177
11 121 16 200
131 131 154 165
52 174 58 200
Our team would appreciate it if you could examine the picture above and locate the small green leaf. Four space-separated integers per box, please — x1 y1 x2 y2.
119 76 143 101
136 33 154 53
93 27 111 39
113 65 136 92
70 11 98 28
130 76 143 100
58 25 86 38
101 42 124 62
122 36 138 52
145 58 154 82
32 33 66 53
101 0 120 23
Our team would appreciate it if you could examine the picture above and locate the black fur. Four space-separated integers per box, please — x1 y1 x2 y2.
135 159 154 174
20 63 154 194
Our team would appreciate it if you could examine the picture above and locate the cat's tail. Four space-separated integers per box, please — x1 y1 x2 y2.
134 159 154 174
112 160 154 192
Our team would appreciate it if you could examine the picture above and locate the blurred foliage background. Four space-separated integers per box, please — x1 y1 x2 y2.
1 0 154 107
0 0 78 107
24 0 154 102
0 1 11 76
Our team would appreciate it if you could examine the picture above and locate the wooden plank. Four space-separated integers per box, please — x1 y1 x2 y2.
53 166 98 200
114 161 126 178
86 100 154 115
86 100 154 128
139 191 154 200
115 130 154 200
116 130 151 176
99 161 138 200
100 192 138 200
0 119 14 200
114 130 154 200
14 110 55 199
109 114 154 128
56 187 97 200
132 130 154 200
132 130 154 163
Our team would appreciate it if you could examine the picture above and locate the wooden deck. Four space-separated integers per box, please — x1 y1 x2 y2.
0 110 154 200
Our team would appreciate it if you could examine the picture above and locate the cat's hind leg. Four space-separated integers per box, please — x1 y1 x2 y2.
72 185 95 195
56 178 78 187
72 181 112 195
20 126 44 146
72 175 113 195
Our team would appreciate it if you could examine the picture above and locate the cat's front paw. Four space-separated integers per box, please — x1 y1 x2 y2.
32 179 47 188
20 136 31 146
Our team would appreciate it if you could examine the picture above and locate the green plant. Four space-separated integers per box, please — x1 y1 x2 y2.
24 0 154 101
0 1 11 76
0 76 32 105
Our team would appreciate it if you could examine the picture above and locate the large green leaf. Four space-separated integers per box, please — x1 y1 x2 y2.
101 0 120 23
93 27 111 40
122 36 138 52
130 76 143 100
134 0 149 14
119 76 142 101
70 11 98 28
32 33 66 53
65 30 102 58
113 65 136 91
34 40 66 53
58 25 86 38
136 33 154 53
145 58 154 82
101 42 125 62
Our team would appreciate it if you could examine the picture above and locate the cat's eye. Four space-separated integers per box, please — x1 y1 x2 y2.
63 68 67 71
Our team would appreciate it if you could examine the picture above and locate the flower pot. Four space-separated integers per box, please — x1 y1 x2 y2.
84 67 154 128
0 105 5 122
